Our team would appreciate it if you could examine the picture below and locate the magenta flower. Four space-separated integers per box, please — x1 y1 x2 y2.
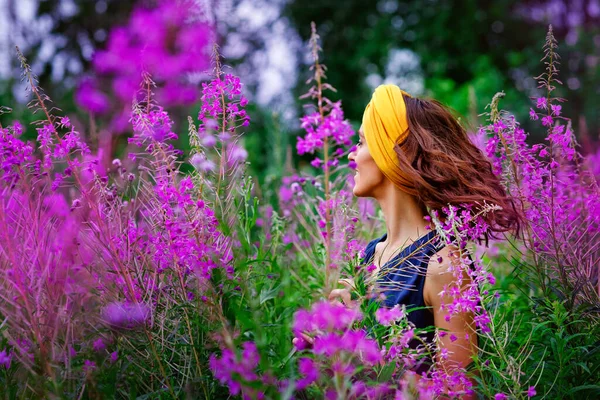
527 386 537 397
293 301 361 334
209 341 267 399
0 349 11 369
92 338 106 353
494 393 507 400
83 360 96 373
311 158 323 168
535 97 547 109
550 104 561 116
75 78 110 114
529 108 539 120
102 301 151 329
77 0 214 132
190 153 216 173
296 357 319 389
541 115 554 126
130 107 177 145
375 304 405 326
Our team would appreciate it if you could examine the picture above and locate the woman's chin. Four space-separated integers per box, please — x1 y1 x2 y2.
352 184 366 197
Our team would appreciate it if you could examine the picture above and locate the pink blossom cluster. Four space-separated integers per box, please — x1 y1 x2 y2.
209 342 273 400
296 101 355 168
129 106 177 146
101 301 150 329
0 62 234 384
0 121 34 187
484 91 600 295
76 0 213 132
375 304 405 326
292 301 390 396
193 72 250 175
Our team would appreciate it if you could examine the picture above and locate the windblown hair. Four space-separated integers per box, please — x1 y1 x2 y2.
396 94 523 242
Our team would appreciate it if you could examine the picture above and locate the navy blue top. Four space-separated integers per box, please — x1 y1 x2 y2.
362 230 445 373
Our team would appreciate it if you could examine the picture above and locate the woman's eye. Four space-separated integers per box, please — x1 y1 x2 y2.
357 140 362 147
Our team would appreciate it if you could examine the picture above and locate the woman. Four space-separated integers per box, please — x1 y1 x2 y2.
331 84 522 396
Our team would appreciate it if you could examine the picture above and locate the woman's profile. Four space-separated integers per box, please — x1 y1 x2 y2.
331 84 522 397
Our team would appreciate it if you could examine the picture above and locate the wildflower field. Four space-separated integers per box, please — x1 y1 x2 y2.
0 1 599 399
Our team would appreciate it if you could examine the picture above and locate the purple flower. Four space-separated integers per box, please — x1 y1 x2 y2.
494 393 507 400
550 104 561 116
190 153 216 173
228 145 248 165
541 115 553 126
296 357 319 389
209 341 263 399
93 338 106 353
130 107 177 145
75 78 110 114
77 1 214 130
536 97 547 109
110 351 119 363
83 360 96 373
293 301 362 334
102 301 151 329
311 157 323 168
296 102 354 157
375 304 405 326
0 349 12 369
527 386 537 397
529 108 539 120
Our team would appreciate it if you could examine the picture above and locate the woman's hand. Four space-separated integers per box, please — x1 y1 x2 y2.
293 278 358 349
328 278 357 308
292 332 314 349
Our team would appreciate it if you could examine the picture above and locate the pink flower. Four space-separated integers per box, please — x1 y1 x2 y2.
527 386 537 397
541 115 553 127
536 97 547 109
296 358 319 389
494 393 507 400
0 349 11 369
93 338 106 353
529 108 539 120
102 301 151 329
375 304 405 326
83 360 96 373
75 78 109 114
550 104 561 116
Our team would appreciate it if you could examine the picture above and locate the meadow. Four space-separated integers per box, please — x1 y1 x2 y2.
0 3 599 398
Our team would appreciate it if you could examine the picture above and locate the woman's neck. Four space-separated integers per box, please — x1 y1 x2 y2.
375 183 430 247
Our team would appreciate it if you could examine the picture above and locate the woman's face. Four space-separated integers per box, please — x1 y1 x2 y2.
348 127 386 197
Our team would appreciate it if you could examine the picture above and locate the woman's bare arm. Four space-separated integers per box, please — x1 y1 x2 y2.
424 245 479 399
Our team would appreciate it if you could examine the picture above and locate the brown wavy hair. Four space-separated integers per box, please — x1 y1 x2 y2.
395 94 523 243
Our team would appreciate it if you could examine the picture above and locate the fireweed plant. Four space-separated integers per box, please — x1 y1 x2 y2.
0 47 250 397
472 26 600 399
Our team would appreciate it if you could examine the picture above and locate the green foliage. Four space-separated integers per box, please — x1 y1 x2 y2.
475 248 600 399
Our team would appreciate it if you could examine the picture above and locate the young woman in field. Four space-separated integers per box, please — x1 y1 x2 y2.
333 84 522 396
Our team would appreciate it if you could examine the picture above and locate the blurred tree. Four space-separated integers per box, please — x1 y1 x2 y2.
0 0 135 129
283 0 600 145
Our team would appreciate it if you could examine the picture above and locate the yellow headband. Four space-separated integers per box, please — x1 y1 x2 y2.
362 84 414 192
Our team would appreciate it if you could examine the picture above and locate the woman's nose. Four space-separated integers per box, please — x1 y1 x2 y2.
348 146 356 161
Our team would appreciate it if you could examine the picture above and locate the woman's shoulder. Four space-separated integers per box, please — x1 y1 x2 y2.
361 234 386 263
